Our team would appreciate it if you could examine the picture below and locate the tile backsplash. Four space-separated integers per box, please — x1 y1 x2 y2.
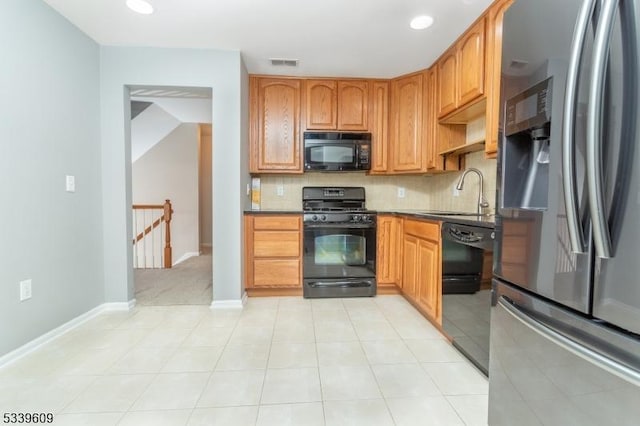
256 151 496 213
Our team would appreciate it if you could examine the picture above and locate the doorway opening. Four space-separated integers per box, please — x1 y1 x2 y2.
128 85 213 306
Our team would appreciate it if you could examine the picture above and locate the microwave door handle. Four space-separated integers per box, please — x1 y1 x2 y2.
587 0 618 259
563 0 596 254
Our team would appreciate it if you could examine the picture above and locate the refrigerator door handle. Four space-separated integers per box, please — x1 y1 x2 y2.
587 0 619 259
563 0 596 254
498 297 640 387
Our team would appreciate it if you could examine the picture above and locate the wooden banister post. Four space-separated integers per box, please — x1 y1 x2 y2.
163 199 173 268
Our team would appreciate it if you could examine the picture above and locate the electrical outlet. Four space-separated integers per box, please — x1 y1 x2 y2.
20 279 32 301
276 184 284 196
246 183 251 196
65 175 75 192
397 187 406 198
453 187 460 197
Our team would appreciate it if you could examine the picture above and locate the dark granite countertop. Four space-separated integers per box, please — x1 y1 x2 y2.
379 210 495 229
244 209 495 228
244 210 304 214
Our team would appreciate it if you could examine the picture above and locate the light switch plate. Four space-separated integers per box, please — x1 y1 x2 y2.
397 187 405 198
276 185 284 196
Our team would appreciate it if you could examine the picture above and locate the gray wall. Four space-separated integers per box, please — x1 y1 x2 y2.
239 59 251 295
100 47 247 303
0 0 103 355
199 125 213 247
132 123 200 265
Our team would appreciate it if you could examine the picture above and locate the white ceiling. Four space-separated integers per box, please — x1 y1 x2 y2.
43 0 493 78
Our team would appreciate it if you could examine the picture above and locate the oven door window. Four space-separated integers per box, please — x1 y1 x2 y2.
307 145 355 164
303 227 376 278
314 234 366 266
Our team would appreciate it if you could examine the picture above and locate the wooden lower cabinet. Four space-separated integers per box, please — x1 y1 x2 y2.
416 238 440 320
376 215 402 291
244 214 303 293
401 218 442 324
402 234 419 299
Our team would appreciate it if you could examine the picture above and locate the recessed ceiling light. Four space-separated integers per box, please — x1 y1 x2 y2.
126 0 154 15
410 15 434 30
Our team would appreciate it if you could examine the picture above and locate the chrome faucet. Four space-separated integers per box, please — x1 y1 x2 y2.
456 168 490 215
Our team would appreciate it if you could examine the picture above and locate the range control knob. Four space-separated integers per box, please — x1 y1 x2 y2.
321 215 327 221
352 215 361 222
362 215 371 222
312 215 318 221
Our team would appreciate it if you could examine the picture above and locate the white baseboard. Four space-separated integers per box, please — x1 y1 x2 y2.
103 298 136 311
0 299 136 370
210 292 247 310
173 251 200 266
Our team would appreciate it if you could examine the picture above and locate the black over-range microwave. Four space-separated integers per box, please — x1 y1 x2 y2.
303 132 372 171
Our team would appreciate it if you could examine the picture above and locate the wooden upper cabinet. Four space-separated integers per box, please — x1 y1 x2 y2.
306 80 338 129
437 49 458 119
424 68 438 170
250 77 302 173
457 17 486 108
436 17 486 120
370 81 389 173
306 79 369 131
337 81 369 130
390 73 423 172
485 0 514 158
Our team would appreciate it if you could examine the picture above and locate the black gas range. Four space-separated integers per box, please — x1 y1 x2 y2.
302 187 377 298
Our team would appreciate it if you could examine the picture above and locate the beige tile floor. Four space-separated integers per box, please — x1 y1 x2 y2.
0 296 488 425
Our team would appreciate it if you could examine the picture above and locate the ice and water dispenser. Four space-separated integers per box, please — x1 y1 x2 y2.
501 77 553 210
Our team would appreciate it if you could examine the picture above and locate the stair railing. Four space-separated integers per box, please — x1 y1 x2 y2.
132 199 173 268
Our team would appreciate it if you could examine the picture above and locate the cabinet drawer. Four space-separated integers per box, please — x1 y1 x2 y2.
254 231 300 257
403 219 440 241
253 259 301 286
253 216 300 230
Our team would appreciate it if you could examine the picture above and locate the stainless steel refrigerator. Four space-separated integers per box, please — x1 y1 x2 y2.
490 0 640 424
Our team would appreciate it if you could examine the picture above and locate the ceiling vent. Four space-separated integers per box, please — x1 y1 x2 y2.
509 59 529 69
270 58 299 67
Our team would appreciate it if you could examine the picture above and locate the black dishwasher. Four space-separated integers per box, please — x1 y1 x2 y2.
441 222 494 376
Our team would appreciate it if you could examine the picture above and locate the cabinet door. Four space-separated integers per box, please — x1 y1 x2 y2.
370 81 389 173
484 0 513 158
377 215 399 284
437 49 457 118
306 80 337 129
250 78 302 173
417 238 441 322
426 67 465 172
253 259 301 287
338 81 369 130
402 234 419 298
457 18 486 108
425 68 439 170
391 74 423 172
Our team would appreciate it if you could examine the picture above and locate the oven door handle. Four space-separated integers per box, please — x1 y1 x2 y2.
303 223 375 229
307 281 373 288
